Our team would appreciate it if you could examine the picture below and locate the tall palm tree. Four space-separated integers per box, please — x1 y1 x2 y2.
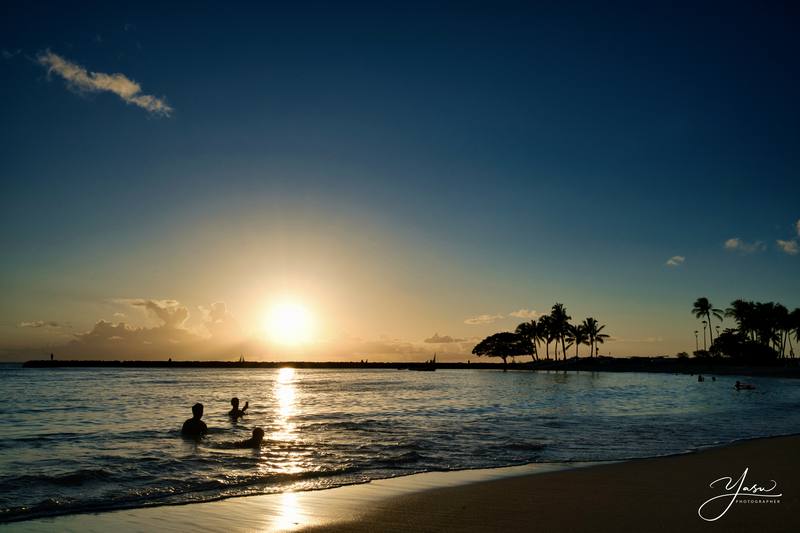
582 317 607 359
726 299 756 341
692 297 723 347
550 303 571 361
538 315 552 360
515 320 539 362
566 323 588 359
594 329 608 356
790 308 800 358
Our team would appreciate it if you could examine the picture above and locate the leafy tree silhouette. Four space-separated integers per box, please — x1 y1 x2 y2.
472 332 532 371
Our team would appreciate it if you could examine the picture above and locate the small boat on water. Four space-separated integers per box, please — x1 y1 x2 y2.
410 353 436 372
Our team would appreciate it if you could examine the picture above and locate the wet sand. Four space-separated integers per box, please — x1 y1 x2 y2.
8 435 798 533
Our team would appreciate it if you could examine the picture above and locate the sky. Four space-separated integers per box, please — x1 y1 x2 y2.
1 1 798 361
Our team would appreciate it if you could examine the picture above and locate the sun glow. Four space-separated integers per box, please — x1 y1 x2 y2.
265 302 314 345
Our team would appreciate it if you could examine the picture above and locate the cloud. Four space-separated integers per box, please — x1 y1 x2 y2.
464 314 504 325
723 238 765 254
36 50 172 116
18 320 63 329
199 302 241 340
796 219 800 237
127 299 189 328
424 333 466 344
2 49 21 60
776 239 799 255
508 309 543 319
665 255 685 267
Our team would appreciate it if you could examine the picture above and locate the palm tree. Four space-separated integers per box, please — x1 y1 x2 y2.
515 320 539 362
566 323 588 359
582 317 608 359
726 299 756 341
550 303 571 361
790 308 800 358
594 329 608 356
692 297 723 347
538 315 552 360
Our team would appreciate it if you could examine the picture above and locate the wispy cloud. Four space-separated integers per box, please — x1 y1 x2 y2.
665 255 685 267
424 333 466 344
2 49 21 60
509 309 543 319
776 239 799 255
18 320 64 329
723 238 765 254
795 219 800 238
464 314 504 325
36 50 172 116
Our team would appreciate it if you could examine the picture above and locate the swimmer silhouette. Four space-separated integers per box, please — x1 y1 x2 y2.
181 403 208 437
229 397 249 419
233 427 265 449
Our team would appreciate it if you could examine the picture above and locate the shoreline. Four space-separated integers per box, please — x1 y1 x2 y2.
16 358 800 378
6 433 798 532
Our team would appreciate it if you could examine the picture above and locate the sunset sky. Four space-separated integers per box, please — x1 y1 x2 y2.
1 2 798 361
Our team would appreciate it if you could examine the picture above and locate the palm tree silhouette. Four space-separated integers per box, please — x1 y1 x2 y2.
538 315 553 360
692 297 723 347
515 320 540 362
566 323 588 359
550 303 571 361
582 317 608 359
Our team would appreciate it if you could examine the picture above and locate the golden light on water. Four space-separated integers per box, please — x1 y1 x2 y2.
271 367 303 475
264 302 314 345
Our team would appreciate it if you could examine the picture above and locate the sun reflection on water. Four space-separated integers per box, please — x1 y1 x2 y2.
270 367 303 475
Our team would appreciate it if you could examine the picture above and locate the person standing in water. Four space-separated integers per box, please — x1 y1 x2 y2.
229 397 249 420
181 403 208 437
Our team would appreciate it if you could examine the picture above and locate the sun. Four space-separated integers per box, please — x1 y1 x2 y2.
264 301 314 345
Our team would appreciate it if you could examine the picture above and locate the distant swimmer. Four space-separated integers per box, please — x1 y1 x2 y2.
229 397 249 419
697 375 704 382
181 403 208 437
735 380 756 391
233 427 265 449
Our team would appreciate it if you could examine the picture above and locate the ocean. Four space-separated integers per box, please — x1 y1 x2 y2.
1 364 799 522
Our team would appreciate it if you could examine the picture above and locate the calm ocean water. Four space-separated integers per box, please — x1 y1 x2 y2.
1 364 799 522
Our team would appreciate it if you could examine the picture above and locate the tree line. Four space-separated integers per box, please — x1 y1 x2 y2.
472 303 608 367
691 297 800 361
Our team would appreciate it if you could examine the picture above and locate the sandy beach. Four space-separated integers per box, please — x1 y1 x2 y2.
9 434 798 533
305 434 800 533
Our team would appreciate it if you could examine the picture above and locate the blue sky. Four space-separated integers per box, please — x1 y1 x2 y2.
1 1 798 360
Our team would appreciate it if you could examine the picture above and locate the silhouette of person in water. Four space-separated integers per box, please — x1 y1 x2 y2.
181 403 208 437
229 397 248 419
233 427 265 449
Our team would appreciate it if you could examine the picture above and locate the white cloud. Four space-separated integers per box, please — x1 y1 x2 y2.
18 320 63 329
777 239 799 255
724 238 765 254
665 255 685 267
464 313 504 325
424 333 466 344
509 309 543 319
36 50 172 116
